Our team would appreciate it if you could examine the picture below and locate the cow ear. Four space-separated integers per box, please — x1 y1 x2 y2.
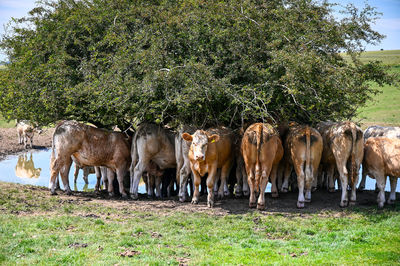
182 133 193 142
208 134 220 143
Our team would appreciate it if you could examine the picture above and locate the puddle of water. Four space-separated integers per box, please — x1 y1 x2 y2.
0 150 398 194
0 150 146 194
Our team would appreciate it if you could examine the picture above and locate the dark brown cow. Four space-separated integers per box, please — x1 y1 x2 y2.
280 125 323 208
129 124 176 199
182 127 234 207
317 121 364 207
363 137 400 208
49 120 131 196
241 123 283 210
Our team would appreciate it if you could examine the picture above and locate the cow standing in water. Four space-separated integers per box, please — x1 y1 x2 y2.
363 137 400 208
241 123 283 210
317 121 364 207
182 128 234 208
49 120 131 196
280 124 323 208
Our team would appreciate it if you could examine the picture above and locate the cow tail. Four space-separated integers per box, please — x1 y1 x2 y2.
350 125 357 187
305 127 312 180
130 129 139 176
255 124 263 193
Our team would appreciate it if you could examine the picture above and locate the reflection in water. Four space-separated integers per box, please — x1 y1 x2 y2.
15 153 41 178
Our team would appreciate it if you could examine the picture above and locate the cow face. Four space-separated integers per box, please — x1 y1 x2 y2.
182 130 220 162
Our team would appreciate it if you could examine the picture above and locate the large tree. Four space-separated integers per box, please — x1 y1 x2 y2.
0 0 395 129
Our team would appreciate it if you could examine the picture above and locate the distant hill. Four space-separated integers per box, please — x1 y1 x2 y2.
341 49 400 66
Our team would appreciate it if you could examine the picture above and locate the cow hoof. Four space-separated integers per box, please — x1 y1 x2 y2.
257 203 265 210
271 192 279 198
280 188 288 193
217 193 224 200
243 191 249 197
297 201 305 208
65 190 72 196
387 199 395 205
235 192 243 198
304 198 311 203
121 194 128 200
329 188 335 193
179 196 186 203
378 202 385 209
130 193 139 200
339 200 348 208
249 202 257 208
349 200 356 206
207 200 214 208
50 191 57 196
357 187 365 193
191 199 199 205
109 192 115 197
311 187 317 192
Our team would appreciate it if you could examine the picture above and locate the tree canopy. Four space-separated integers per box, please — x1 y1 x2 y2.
0 0 396 130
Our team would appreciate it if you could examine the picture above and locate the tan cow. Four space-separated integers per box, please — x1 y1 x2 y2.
129 124 176 199
15 153 42 178
281 125 323 208
363 137 400 208
49 120 131 196
17 120 42 149
317 121 364 207
241 123 283 210
182 127 234 207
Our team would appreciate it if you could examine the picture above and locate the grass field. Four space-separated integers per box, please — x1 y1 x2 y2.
0 115 15 128
0 183 399 265
341 50 400 66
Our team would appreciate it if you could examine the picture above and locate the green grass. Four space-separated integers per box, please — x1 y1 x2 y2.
357 65 400 127
0 182 399 265
0 115 15 128
341 49 400 66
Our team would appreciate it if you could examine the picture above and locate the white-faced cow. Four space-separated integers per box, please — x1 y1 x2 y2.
17 120 42 149
241 123 283 210
49 120 131 197
363 137 400 208
182 127 234 207
358 125 400 191
317 121 364 207
280 124 323 208
129 124 176 199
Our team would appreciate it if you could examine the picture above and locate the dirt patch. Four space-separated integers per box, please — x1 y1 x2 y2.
0 127 54 160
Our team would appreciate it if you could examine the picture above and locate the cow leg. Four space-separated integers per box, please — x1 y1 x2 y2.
116 168 128 198
242 167 249 196
375 172 386 208
220 162 232 199
214 169 221 198
179 164 191 202
294 161 306 208
235 162 243 197
30 136 33 148
207 166 218 208
59 159 72 195
155 176 162 199
247 167 256 208
107 169 116 197
281 162 291 193
73 164 79 183
270 164 279 198
147 174 155 198
191 170 201 204
18 132 22 144
336 162 349 207
101 167 108 190
326 164 335 192
358 165 367 192
49 158 61 195
94 166 101 192
257 165 272 210
349 167 360 206
130 159 148 200
388 176 397 204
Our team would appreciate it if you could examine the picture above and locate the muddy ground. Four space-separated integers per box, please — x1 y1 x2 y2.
0 127 54 160
0 126 397 215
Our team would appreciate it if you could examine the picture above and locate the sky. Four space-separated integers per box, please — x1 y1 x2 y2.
0 0 399 62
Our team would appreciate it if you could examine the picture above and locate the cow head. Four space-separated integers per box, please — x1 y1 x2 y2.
182 130 220 162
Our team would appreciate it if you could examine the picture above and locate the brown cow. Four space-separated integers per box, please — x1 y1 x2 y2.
49 120 131 196
317 121 364 207
129 124 176 199
241 123 283 210
363 137 400 208
182 127 234 207
17 120 42 149
281 125 323 208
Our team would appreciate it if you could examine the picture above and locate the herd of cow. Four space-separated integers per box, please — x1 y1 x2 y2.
16 120 400 209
